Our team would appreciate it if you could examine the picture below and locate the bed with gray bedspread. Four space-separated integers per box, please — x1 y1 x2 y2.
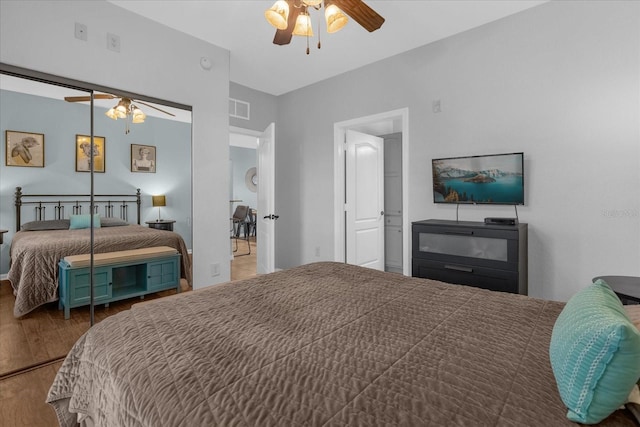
47 262 635 426
8 225 192 317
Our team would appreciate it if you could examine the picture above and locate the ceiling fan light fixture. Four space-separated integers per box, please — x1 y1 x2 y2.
325 4 348 33
292 11 313 37
66 93 174 134
265 0 289 30
267 0 384 54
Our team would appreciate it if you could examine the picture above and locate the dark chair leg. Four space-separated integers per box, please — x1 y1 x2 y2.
232 220 251 257
231 220 240 252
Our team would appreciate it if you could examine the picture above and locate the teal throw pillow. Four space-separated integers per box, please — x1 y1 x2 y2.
549 279 640 424
69 214 101 230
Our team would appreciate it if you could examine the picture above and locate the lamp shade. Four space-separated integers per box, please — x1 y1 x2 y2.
132 106 146 123
325 4 348 33
105 107 119 120
152 195 166 207
115 102 128 119
293 11 313 36
265 0 289 30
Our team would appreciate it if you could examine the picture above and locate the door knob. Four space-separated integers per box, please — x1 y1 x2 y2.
380 211 385 216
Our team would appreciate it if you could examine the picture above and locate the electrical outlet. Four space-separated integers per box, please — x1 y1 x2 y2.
210 263 220 277
432 100 441 113
74 23 87 41
107 33 120 52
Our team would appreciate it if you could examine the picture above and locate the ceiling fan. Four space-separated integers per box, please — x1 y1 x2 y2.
64 94 175 133
265 0 385 54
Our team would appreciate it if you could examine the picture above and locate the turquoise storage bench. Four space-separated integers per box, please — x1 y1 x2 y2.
58 246 181 319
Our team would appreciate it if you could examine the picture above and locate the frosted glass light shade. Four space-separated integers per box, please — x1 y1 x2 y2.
292 12 313 36
115 104 128 119
265 1 289 30
325 4 348 33
302 0 322 5
105 108 118 120
132 106 146 123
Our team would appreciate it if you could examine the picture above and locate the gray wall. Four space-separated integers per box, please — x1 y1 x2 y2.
0 89 192 274
1 0 231 287
274 0 640 301
230 82 278 132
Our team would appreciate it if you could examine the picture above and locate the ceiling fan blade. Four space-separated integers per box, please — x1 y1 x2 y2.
273 2 300 46
331 0 385 32
135 100 176 117
64 96 91 102
64 94 117 102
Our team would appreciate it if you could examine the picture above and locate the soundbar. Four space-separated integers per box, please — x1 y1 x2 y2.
484 217 518 226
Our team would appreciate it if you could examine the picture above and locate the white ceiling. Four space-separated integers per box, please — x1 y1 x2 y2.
108 0 549 96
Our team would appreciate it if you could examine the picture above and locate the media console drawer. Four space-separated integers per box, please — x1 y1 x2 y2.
412 258 519 294
412 219 527 295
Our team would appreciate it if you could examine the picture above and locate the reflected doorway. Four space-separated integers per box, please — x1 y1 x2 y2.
229 129 258 280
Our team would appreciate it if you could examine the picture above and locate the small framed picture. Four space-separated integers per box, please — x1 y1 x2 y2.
5 130 45 167
131 144 156 173
76 135 106 173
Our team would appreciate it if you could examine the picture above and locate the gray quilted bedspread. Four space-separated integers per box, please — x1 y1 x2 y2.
47 262 635 426
8 225 192 317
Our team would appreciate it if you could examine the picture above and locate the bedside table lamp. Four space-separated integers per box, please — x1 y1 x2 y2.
152 195 166 221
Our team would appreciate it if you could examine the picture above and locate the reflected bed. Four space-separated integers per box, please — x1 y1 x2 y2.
7 187 191 317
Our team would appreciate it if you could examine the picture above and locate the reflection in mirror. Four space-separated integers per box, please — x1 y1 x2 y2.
0 71 193 377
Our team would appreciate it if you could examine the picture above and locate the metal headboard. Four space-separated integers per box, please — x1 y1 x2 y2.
14 186 142 232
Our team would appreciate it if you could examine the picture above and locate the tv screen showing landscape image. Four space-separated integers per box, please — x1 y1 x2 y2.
432 152 524 205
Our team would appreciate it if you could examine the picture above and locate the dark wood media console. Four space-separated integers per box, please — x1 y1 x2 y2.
412 219 528 295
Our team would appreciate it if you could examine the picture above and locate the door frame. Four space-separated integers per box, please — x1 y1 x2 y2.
333 108 410 275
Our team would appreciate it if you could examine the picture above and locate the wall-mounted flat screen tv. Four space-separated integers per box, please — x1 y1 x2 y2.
432 152 524 205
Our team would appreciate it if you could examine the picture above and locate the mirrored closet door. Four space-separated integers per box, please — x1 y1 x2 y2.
0 65 193 377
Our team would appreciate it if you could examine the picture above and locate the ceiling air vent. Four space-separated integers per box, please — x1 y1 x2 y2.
229 98 250 120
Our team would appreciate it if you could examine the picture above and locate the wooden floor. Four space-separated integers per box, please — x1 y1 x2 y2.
0 239 256 426
230 236 257 281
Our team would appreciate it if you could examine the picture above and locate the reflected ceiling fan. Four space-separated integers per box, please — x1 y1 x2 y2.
64 94 175 134
265 0 385 54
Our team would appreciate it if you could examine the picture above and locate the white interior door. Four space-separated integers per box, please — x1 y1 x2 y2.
346 130 384 270
257 123 276 274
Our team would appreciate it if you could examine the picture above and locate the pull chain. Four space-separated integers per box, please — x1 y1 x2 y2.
317 8 321 50
306 7 311 54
